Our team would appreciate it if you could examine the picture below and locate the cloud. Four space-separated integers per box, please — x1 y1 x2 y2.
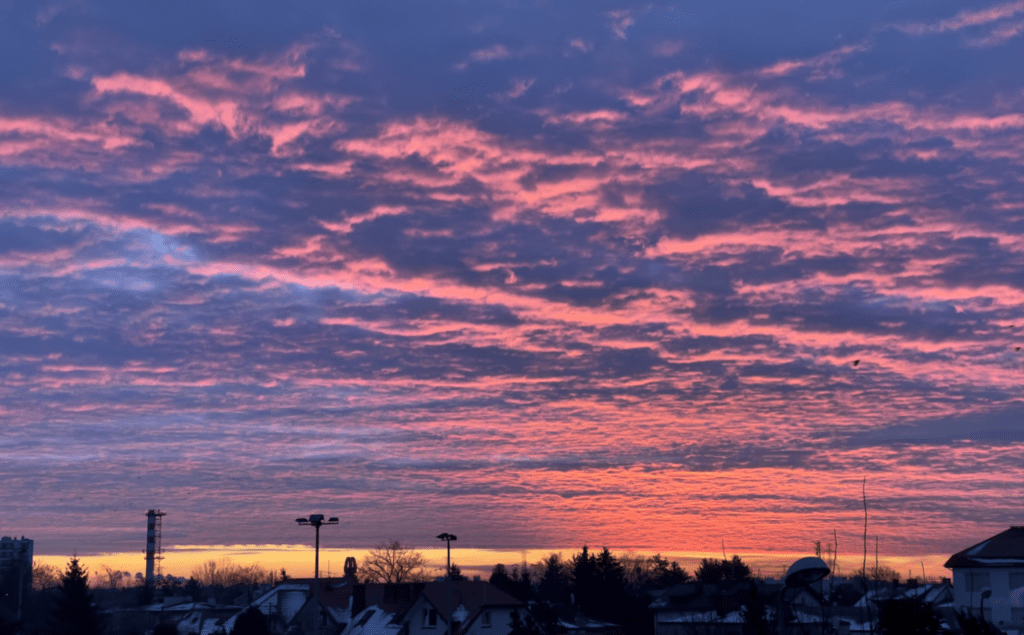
888 0 1024 36
0 0 1021 558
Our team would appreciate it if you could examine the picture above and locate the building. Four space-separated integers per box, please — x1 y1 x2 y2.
945 526 1024 635
649 581 785 635
338 580 525 635
0 536 33 619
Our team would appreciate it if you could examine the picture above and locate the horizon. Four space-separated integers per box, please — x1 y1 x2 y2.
1 0 1021 563
31 544 960 586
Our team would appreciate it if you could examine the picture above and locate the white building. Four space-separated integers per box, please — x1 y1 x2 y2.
944 526 1024 635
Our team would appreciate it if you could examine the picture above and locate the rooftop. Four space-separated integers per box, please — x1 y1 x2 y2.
944 526 1024 569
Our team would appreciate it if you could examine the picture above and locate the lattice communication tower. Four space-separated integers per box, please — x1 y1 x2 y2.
145 509 166 586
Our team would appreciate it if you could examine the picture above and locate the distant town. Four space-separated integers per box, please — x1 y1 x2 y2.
1 517 1021 635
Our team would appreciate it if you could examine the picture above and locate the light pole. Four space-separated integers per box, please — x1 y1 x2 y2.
778 557 830 635
980 588 992 623
437 533 457 635
297 514 338 634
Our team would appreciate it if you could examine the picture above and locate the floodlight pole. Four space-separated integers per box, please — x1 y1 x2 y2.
437 533 457 635
779 557 831 635
297 514 338 634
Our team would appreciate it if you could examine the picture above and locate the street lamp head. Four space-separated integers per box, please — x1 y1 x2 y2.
437 533 457 541
327 517 339 523
308 514 325 525
296 518 309 524
784 557 830 588
981 589 992 599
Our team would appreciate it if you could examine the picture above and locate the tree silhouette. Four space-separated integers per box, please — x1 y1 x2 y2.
360 541 430 583
184 577 203 601
447 563 466 581
490 564 533 603
46 558 105 635
31 564 61 592
536 554 570 604
230 606 271 635
695 556 752 583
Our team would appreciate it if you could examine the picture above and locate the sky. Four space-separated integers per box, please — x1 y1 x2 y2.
1 0 1022 570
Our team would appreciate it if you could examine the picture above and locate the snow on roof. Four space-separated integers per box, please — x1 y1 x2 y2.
343 605 402 635
945 527 1024 569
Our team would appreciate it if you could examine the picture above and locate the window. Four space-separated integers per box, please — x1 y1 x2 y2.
1009 572 1024 590
481 611 491 628
424 608 438 628
967 572 990 589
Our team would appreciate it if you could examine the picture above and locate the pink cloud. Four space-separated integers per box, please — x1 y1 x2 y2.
890 0 1024 35
470 44 512 62
606 10 635 40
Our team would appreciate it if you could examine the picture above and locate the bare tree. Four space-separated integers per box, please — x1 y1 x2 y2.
360 541 430 583
617 552 651 588
190 558 272 587
99 565 127 589
32 562 62 591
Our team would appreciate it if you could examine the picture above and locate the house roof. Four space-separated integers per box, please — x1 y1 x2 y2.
419 580 523 631
944 526 1024 569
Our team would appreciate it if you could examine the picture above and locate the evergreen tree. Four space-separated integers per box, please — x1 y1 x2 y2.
46 558 105 635
447 563 467 581
491 564 533 603
184 576 203 602
571 546 598 610
695 556 752 583
537 555 570 604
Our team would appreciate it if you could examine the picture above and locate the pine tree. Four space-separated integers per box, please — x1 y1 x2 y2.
47 558 105 635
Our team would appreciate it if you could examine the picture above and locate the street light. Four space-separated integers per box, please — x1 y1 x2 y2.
980 588 992 623
297 514 339 634
437 533 457 635
778 557 830 635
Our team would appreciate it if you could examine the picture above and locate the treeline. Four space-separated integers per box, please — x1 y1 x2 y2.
33 557 282 592
487 547 754 635
2 557 284 635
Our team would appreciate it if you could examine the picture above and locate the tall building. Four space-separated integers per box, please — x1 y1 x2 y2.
0 536 33 618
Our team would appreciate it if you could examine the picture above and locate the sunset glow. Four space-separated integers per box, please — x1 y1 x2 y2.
1 0 1021 572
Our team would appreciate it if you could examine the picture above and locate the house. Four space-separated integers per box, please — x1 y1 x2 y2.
340 580 524 635
218 581 314 634
835 580 954 634
945 526 1024 635
649 581 785 635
